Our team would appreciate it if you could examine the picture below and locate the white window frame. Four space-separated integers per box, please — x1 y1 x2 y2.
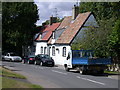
52 46 55 56
41 46 43 54
52 31 55 39
48 47 51 56
63 47 66 57
44 47 47 54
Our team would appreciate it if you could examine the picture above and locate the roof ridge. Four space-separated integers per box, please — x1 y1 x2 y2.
55 12 92 44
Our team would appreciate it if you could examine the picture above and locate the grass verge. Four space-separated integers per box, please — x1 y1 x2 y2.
0 66 42 89
104 70 120 74
0 66 26 79
2 77 42 88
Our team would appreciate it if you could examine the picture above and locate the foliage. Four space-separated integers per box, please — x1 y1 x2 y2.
72 2 120 59
72 19 114 57
79 2 120 21
108 19 120 59
2 2 39 55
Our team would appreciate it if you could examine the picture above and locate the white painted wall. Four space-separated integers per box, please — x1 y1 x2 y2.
35 42 47 55
34 14 98 66
48 44 71 65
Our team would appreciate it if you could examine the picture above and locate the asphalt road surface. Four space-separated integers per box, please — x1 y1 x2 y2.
2 61 119 89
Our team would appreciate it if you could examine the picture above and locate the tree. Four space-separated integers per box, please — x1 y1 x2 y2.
108 19 120 64
76 2 120 71
79 2 120 21
2 2 39 55
77 2 120 57
73 19 113 57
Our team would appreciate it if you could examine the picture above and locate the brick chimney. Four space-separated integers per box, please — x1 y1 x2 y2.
42 22 46 26
49 16 57 25
72 5 79 20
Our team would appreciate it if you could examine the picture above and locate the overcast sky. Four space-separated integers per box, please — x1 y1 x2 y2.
34 0 78 26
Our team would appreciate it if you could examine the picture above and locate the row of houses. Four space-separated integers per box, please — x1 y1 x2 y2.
32 5 98 65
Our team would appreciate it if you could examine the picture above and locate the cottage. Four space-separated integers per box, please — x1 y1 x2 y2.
35 5 98 66
35 17 60 56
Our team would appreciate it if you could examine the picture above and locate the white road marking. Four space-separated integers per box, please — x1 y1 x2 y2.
52 70 67 75
76 76 105 85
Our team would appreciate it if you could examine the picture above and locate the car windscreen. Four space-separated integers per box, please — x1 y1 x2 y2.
41 55 51 59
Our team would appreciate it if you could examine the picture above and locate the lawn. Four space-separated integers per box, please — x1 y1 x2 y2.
0 66 42 89
0 67 26 79
2 77 42 88
104 70 120 74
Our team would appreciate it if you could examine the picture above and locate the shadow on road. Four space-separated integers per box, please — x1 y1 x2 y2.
69 69 120 77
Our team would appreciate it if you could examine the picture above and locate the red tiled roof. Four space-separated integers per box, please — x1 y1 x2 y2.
57 16 72 29
48 16 72 44
36 23 60 41
55 12 91 44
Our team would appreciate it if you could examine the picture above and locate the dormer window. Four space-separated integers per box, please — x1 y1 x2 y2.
39 34 42 40
52 31 55 39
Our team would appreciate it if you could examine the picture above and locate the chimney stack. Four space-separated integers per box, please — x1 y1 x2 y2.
42 22 46 26
49 16 57 25
72 5 79 20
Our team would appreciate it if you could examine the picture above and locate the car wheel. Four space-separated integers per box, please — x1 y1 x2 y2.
2 58 5 61
40 62 43 66
34 61 37 65
27 60 30 64
23 60 25 64
10 59 12 62
65 66 70 72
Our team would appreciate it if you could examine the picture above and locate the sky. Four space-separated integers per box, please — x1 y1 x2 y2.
34 0 78 26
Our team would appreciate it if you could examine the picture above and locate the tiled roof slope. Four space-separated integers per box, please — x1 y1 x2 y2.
36 23 60 41
57 16 72 29
48 16 72 44
55 12 91 44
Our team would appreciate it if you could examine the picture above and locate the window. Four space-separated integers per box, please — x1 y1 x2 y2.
33 46 36 52
48 47 51 55
52 46 55 56
63 47 66 57
44 47 47 54
41 47 43 54
39 34 42 40
52 31 55 39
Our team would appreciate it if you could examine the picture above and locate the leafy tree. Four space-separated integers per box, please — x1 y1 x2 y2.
108 19 120 63
72 19 114 57
76 2 120 57
2 2 39 55
76 2 120 71
79 2 120 21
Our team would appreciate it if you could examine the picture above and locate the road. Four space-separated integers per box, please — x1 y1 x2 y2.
2 61 119 89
